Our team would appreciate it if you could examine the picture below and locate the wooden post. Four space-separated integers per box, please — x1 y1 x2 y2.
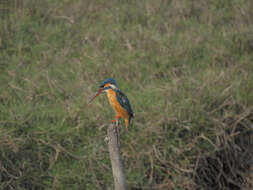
107 123 127 190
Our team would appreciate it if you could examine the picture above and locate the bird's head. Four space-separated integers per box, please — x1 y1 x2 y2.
88 78 118 104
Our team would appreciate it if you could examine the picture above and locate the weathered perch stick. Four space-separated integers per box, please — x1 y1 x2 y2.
107 123 127 190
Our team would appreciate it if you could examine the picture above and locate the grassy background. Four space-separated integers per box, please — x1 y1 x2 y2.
0 0 253 189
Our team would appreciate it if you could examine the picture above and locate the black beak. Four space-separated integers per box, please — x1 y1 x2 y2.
88 88 103 105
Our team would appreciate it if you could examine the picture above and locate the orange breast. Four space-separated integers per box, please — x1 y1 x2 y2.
106 89 129 119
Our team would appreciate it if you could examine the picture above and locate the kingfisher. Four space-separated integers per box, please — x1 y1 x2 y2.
88 78 134 131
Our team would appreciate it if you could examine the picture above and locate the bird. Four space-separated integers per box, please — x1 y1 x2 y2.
88 78 134 131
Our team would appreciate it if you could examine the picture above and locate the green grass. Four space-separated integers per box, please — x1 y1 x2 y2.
0 0 253 189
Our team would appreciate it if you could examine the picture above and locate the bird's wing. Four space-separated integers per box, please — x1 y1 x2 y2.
116 89 134 117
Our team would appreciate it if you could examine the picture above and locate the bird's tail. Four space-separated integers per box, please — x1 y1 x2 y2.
125 114 134 131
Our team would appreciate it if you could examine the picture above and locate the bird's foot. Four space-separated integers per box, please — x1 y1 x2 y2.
111 119 120 127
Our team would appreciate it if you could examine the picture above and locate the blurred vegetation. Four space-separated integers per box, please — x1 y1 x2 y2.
0 0 253 189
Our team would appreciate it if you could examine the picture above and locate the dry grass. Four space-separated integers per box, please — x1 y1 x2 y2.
0 0 253 189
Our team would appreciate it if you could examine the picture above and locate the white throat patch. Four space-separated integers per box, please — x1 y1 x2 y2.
109 84 117 89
